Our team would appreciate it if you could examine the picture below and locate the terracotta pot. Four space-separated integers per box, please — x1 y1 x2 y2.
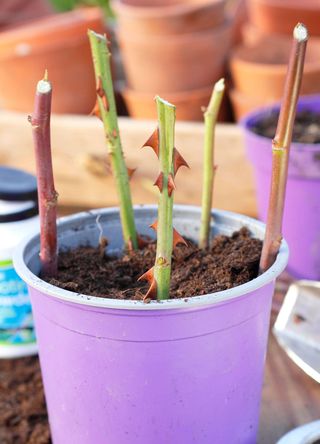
0 0 52 29
113 0 226 35
117 21 231 93
230 36 320 100
241 22 266 46
121 85 229 121
228 0 248 46
0 8 106 114
247 0 320 36
229 88 274 120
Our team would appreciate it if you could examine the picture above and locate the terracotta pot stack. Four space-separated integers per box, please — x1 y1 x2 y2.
246 0 320 41
114 0 232 121
0 8 106 114
229 0 320 120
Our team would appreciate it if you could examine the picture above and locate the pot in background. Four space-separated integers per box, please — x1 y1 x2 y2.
247 0 320 37
0 8 106 114
241 22 266 45
0 0 52 29
14 205 288 444
113 0 226 35
230 36 320 100
117 21 231 93
121 85 230 121
229 88 275 120
242 96 320 280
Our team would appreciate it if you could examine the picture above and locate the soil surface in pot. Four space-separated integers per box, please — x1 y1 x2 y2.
48 227 262 300
251 110 320 143
0 357 50 444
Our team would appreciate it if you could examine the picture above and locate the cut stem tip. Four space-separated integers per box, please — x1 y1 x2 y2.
214 78 225 92
155 95 176 110
294 23 308 42
37 78 51 94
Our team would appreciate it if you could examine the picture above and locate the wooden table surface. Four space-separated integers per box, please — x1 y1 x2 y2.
1 111 319 443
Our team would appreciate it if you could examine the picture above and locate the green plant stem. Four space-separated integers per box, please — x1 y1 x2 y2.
88 30 137 250
260 23 308 272
199 78 225 249
154 96 176 300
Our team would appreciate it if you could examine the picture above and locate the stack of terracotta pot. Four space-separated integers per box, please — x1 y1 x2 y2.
229 0 320 120
114 0 232 121
245 0 320 43
0 8 105 114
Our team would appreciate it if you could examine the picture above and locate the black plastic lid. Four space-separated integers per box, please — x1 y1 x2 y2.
0 166 38 202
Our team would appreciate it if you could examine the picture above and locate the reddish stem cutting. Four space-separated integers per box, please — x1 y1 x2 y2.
29 71 58 277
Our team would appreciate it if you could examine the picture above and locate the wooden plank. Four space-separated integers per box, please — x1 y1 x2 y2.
259 319 320 443
0 111 257 217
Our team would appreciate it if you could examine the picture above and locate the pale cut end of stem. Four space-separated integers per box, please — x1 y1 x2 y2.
37 75 51 94
214 78 225 93
154 95 175 109
293 23 308 42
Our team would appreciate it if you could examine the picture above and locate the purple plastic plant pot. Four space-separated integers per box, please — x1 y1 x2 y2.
14 205 288 444
241 95 320 281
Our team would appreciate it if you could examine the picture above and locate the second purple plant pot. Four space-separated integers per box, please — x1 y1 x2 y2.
14 205 288 444
242 95 320 280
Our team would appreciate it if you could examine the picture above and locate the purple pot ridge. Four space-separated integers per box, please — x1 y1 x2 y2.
242 95 320 280
14 206 288 444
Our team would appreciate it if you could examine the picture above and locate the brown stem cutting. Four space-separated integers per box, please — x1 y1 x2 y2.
29 71 58 277
259 23 308 272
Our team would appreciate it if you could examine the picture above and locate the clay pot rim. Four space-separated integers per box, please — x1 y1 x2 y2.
248 0 319 10
117 18 231 43
0 33 91 61
230 40 320 74
230 87 279 105
121 84 219 100
113 0 226 19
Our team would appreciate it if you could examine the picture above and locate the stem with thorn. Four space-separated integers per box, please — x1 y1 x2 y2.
154 96 176 300
30 71 58 277
260 23 308 272
199 78 225 249
88 30 138 250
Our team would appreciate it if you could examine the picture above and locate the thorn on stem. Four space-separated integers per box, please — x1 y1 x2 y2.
154 172 164 192
173 148 189 176
127 167 136 180
167 173 176 197
149 220 158 231
173 228 188 248
90 101 102 120
96 76 109 111
142 128 159 157
138 267 157 300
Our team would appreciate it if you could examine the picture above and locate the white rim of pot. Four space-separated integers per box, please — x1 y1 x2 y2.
276 420 320 444
13 205 289 311
117 19 232 44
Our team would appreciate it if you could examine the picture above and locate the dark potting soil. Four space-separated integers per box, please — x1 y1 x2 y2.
251 109 320 143
0 356 50 444
48 227 262 301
